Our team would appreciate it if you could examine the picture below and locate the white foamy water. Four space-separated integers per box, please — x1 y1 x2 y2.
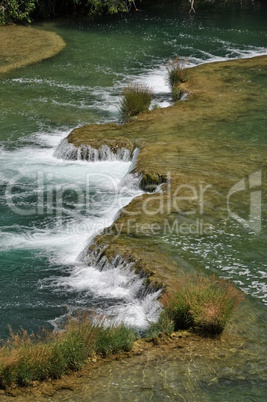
54 137 133 162
6 40 266 122
1 21 266 335
163 224 267 305
0 130 161 329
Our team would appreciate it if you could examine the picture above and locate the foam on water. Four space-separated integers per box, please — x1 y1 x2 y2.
1 14 267 335
41 255 161 330
54 138 133 162
162 222 267 305
0 128 160 330
5 40 266 123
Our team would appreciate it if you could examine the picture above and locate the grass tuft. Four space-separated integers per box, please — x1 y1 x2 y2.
161 274 244 336
120 83 153 121
95 323 137 357
146 311 174 340
167 57 188 87
0 314 137 389
167 57 188 101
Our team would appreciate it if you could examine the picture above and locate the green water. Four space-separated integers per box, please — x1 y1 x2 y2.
0 2 267 400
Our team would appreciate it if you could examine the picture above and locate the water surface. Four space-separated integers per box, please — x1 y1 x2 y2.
0 2 266 400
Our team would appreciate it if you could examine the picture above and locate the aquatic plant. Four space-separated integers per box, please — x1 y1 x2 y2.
167 57 188 89
146 311 175 340
95 324 138 357
171 86 181 101
120 83 153 121
161 274 244 336
0 314 137 389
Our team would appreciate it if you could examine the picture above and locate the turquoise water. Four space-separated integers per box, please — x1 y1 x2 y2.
0 2 266 400
0 4 266 398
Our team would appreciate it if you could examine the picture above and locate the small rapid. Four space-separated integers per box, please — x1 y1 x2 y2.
0 129 162 337
54 137 133 162
1 4 267 399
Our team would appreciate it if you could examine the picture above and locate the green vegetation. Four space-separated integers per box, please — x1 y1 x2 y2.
160 274 244 336
146 275 243 341
0 274 242 389
146 311 175 340
95 324 137 356
167 57 188 87
171 86 181 101
0 0 137 24
0 0 37 24
0 315 137 389
120 83 153 121
167 57 188 101
0 1 262 24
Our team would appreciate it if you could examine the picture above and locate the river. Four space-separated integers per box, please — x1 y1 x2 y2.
0 2 266 400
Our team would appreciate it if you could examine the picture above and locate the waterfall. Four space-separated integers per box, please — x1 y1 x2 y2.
54 138 132 162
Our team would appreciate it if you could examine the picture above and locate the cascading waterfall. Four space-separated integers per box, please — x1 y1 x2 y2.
43 246 162 330
0 127 160 336
1 5 267 398
36 139 161 330
54 138 133 162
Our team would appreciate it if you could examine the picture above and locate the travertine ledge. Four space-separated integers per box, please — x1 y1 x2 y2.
63 56 267 291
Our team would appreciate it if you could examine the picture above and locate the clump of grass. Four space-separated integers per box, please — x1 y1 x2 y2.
95 323 137 357
161 274 244 336
167 57 188 87
120 83 153 121
0 314 137 389
167 57 188 101
171 86 181 101
146 311 175 340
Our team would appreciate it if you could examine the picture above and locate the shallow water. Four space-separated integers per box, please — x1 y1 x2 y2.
0 2 267 400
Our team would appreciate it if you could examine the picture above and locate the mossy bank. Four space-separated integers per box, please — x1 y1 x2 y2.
0 25 65 76
66 55 267 291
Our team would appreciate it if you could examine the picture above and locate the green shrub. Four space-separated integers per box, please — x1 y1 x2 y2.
0 0 37 24
0 1 136 24
161 274 244 336
120 83 153 121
